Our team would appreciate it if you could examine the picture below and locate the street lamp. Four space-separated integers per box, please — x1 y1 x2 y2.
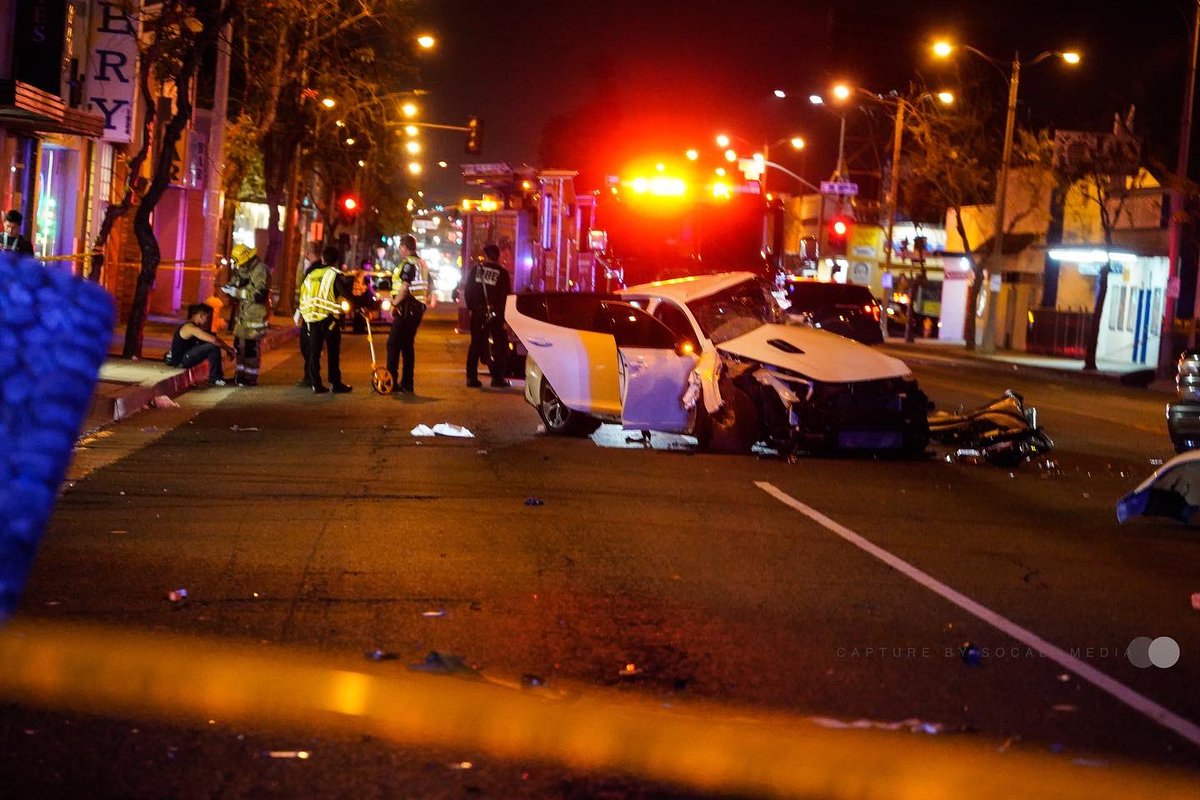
320 97 336 109
933 40 1080 352
416 34 436 49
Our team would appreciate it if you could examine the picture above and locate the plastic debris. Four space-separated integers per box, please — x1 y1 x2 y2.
266 750 311 759
809 717 945 735
431 422 474 438
364 649 399 661
151 395 180 409
410 424 435 437
407 651 478 676
1117 450 1200 524
230 425 259 432
166 588 188 603
524 497 545 507
960 642 982 666
421 609 447 618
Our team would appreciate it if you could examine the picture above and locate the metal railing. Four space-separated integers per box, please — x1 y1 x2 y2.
1027 306 1089 358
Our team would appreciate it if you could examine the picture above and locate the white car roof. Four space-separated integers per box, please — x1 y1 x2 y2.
621 271 760 305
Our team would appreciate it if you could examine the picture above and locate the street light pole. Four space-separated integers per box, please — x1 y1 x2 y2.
980 53 1021 353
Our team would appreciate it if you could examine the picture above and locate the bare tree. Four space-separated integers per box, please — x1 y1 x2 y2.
1054 121 1148 370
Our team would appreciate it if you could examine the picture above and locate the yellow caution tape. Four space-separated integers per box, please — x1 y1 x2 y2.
0 620 1196 800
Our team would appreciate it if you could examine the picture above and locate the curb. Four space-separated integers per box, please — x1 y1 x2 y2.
88 325 299 430
878 343 1170 394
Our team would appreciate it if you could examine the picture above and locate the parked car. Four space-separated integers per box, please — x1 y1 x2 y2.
784 280 884 344
505 272 929 455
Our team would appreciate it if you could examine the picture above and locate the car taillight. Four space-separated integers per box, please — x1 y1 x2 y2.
866 304 880 321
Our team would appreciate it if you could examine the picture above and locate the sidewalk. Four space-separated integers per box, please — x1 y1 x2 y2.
879 335 1174 394
84 313 299 433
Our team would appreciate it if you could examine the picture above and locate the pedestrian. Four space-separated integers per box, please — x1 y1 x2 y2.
163 303 235 386
298 245 352 394
464 243 512 388
2 210 34 255
385 234 428 393
294 241 322 387
221 244 271 387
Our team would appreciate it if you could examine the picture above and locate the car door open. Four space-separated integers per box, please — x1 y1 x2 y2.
603 304 696 433
506 294 622 416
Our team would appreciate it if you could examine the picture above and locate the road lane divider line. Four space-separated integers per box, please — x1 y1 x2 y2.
1 619 1197 799
755 480 1200 750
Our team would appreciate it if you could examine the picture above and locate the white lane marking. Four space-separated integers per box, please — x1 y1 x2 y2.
755 480 1200 749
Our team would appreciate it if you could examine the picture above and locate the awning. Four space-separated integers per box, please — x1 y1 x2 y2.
0 80 105 138
970 232 1039 256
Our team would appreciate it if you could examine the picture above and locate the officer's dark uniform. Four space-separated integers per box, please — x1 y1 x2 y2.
464 258 511 387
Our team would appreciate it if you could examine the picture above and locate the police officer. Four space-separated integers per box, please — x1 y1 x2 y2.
464 243 511 388
2 210 34 255
222 244 271 386
386 234 428 394
298 245 352 394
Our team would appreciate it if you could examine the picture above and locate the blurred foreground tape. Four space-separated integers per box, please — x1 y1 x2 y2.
0 254 114 619
1 621 1198 800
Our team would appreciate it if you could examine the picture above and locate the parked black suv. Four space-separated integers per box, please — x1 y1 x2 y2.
784 281 884 344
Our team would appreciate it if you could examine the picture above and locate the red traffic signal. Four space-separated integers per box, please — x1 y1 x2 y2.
341 196 358 212
827 216 851 255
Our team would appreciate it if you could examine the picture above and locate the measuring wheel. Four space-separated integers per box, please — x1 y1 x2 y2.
371 367 394 395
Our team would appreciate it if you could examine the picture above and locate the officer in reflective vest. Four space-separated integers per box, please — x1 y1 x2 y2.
298 245 352 394
386 234 428 393
222 243 271 386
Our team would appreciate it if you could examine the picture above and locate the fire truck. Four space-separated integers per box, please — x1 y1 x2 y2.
458 161 770 301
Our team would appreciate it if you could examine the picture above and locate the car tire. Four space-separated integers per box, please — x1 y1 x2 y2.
697 381 758 454
538 379 601 436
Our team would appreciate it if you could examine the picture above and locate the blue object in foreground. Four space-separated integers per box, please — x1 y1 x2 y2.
1116 449 1200 525
0 252 114 620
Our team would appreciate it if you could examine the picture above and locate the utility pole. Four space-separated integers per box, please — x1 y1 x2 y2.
980 53 1021 354
1162 0 1200 370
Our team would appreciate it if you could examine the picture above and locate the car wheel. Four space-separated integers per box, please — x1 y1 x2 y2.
538 379 601 436
697 381 758 454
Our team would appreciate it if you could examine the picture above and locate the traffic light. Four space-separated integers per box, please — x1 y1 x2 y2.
339 194 360 224
827 216 850 256
466 116 482 154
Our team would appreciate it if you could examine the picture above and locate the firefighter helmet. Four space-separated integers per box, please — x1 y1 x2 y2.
230 243 257 267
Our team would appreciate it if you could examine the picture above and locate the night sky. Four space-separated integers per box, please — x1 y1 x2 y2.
412 0 1197 206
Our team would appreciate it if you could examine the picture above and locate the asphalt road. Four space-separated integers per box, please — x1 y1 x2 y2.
2 313 1198 798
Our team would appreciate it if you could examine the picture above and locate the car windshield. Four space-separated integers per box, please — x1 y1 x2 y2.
686 279 784 343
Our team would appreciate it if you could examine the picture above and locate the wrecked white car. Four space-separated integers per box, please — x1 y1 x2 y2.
505 272 930 455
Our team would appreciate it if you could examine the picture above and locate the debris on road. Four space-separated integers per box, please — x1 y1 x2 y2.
1052 704 1078 712
431 422 474 438
1191 592 1200 611
265 750 311 759
1117 450 1200 524
618 663 641 678
410 424 435 437
808 717 945 735
960 642 982 666
364 649 399 661
407 651 479 676
166 588 188 604
448 761 474 770
929 390 1053 467
230 425 259 432
521 674 546 688
421 609 447 618
535 424 547 434
140 426 159 433
150 395 180 409
524 497 545 507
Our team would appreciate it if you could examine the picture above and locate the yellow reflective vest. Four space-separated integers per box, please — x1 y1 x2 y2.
299 266 343 323
391 256 429 305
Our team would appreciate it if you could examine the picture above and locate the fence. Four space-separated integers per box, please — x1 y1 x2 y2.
1026 306 1090 358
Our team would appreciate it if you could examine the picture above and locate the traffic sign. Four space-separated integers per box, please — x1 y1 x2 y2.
820 180 859 196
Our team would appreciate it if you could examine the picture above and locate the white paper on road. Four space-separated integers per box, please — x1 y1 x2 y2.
431 423 474 438
410 424 435 437
756 480 1200 750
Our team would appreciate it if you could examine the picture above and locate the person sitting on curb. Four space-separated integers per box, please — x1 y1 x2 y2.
163 303 235 386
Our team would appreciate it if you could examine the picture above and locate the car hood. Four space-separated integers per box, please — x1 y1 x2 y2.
715 323 911 383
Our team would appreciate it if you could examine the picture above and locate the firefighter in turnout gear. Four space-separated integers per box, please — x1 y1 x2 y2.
385 234 428 393
299 245 353 394
222 244 271 386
